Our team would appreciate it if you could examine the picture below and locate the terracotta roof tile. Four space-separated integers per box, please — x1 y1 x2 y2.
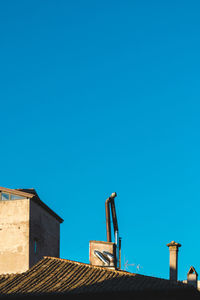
0 257 198 297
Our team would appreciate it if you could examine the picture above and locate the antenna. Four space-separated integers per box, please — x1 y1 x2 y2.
123 255 143 272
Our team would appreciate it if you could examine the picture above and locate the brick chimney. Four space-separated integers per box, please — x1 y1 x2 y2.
167 241 181 281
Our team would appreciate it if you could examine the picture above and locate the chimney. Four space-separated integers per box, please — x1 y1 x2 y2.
187 266 198 289
89 240 116 268
167 241 181 281
89 192 121 269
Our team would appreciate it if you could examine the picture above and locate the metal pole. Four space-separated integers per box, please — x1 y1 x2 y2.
119 237 122 269
105 197 112 242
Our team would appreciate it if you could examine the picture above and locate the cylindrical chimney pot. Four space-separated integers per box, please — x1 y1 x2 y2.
166 241 181 281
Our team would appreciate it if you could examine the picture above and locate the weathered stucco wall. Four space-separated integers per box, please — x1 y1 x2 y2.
0 197 61 274
89 240 116 268
0 199 30 274
29 199 60 268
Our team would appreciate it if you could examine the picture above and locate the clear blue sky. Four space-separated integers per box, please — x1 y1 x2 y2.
1 0 200 281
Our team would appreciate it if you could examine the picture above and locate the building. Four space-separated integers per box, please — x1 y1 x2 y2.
0 186 63 274
0 187 199 299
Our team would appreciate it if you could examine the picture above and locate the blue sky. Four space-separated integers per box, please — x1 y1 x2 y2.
1 0 200 280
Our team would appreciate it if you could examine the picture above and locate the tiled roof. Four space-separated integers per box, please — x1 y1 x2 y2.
0 257 198 298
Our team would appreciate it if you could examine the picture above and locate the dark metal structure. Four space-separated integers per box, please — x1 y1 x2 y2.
105 192 121 268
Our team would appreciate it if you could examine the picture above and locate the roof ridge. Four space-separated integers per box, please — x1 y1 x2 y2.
42 256 184 283
43 256 140 277
0 257 181 285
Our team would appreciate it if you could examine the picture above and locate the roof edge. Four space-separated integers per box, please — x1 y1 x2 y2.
0 187 63 223
0 186 35 198
31 196 64 223
42 256 181 282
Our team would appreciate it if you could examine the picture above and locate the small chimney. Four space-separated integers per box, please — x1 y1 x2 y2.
187 266 198 288
89 240 116 269
167 241 181 281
